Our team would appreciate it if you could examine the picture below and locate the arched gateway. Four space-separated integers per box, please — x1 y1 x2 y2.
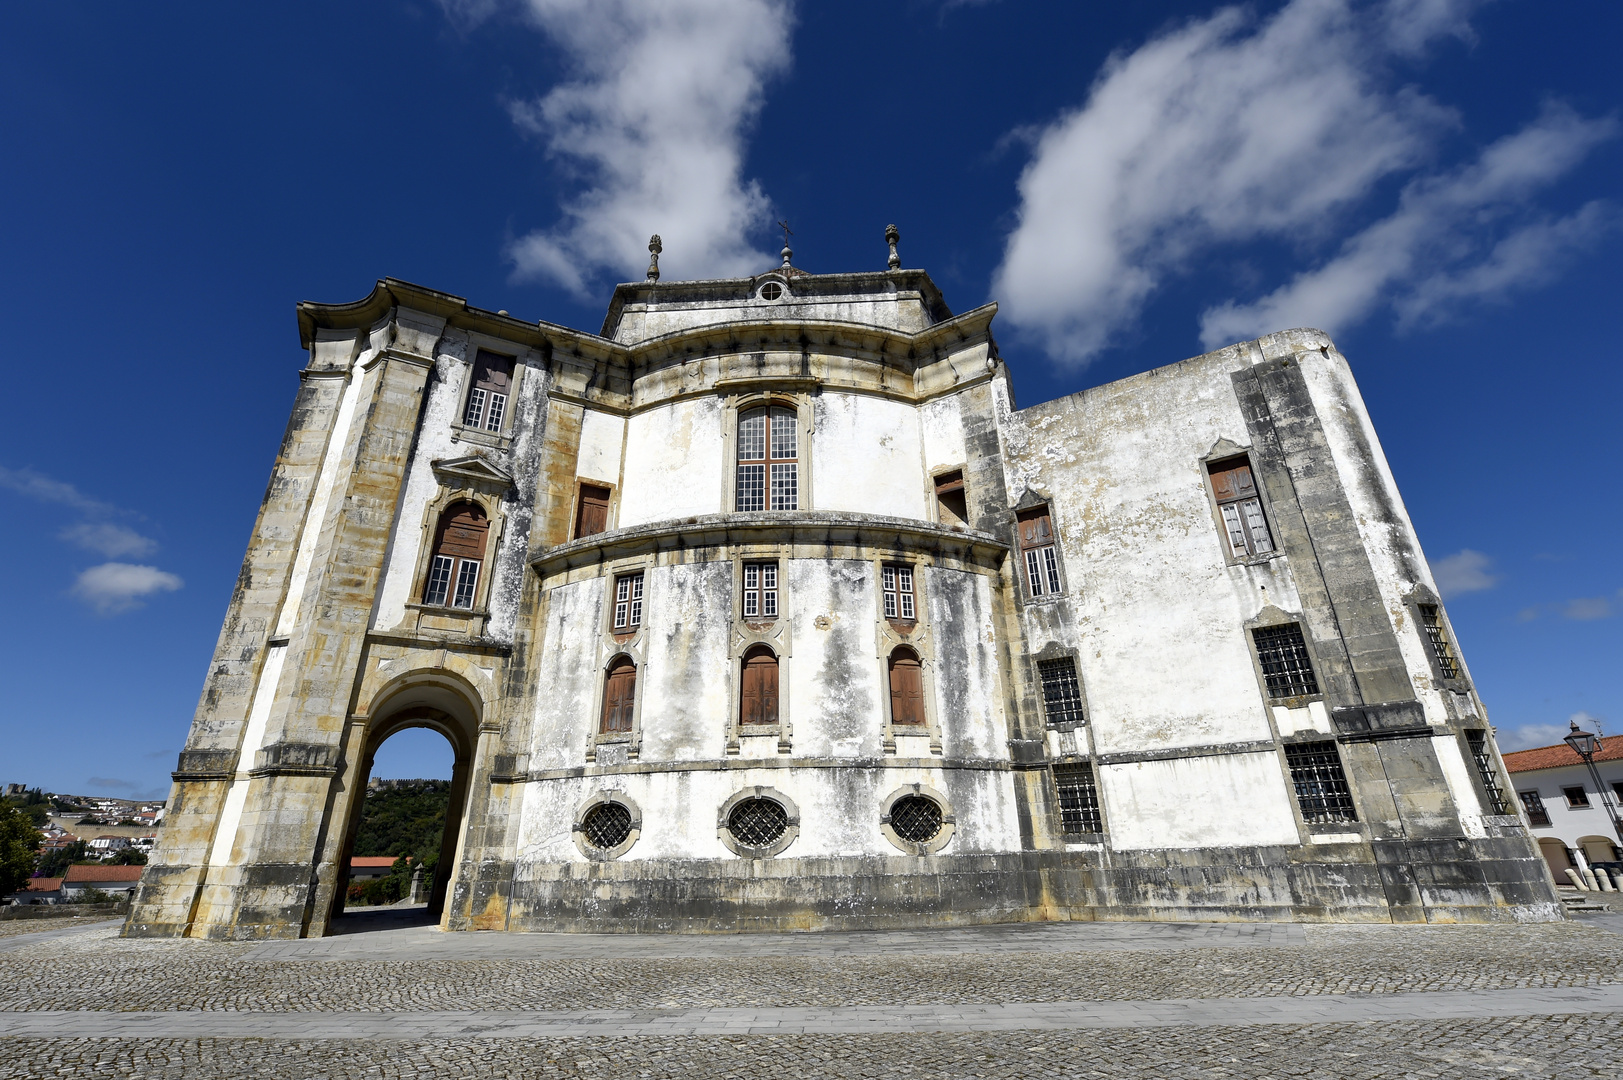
129 246 1557 939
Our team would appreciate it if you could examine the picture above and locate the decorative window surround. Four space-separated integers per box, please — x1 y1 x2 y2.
727 551 793 756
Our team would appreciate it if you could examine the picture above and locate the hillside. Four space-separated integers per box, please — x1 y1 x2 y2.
351 780 452 867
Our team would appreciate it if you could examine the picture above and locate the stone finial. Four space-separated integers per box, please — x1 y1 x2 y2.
646 235 662 282
778 219 793 268
886 224 901 270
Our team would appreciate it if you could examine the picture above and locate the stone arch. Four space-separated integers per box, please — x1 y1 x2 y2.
1578 835 1620 865
327 666 485 929
1537 837 1573 881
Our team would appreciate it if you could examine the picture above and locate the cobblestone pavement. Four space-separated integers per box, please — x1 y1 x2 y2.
4 918 1623 1078
0 918 117 942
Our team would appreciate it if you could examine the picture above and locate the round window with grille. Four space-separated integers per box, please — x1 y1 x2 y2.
727 797 788 848
581 802 633 850
758 282 783 301
889 795 943 844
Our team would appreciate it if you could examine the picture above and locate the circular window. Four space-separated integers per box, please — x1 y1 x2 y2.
727 797 788 847
758 282 783 301
581 802 633 851
889 795 943 844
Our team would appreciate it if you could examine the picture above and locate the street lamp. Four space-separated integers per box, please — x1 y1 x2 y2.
1564 719 1623 844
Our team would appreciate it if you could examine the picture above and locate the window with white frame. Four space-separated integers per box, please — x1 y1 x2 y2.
882 564 916 621
1017 505 1061 597
1208 456 1275 558
423 502 488 609
743 561 779 620
736 406 798 511
463 350 515 432
612 572 644 631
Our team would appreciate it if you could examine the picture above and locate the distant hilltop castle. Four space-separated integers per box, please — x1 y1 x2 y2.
127 230 1555 940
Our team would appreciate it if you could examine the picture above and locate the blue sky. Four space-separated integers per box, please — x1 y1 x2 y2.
1 0 1618 793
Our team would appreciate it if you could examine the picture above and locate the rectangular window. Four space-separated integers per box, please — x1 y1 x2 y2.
1614 782 1623 805
463 351 515 432
1017 505 1062 597
1419 604 1461 680
737 406 797 511
612 572 644 631
1053 763 1102 834
742 562 778 620
1208 457 1275 558
1564 785 1590 808
935 470 968 527
424 555 454 608
574 484 611 539
1253 623 1320 700
1283 741 1357 823
1464 730 1510 814
1038 657 1086 728
1518 789 1552 828
882 564 915 621
452 560 481 610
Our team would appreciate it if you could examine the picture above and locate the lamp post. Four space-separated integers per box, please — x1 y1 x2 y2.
1564 720 1623 845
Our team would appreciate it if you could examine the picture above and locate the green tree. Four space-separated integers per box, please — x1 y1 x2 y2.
0 803 44 896
35 839 89 879
108 847 148 865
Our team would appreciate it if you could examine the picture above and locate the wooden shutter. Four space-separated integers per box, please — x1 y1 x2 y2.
1208 460 1257 503
740 648 778 725
601 658 636 733
1016 506 1053 550
889 653 924 725
471 350 514 397
575 485 611 539
436 503 488 559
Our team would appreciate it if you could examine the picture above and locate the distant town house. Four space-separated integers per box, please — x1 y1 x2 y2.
4 877 63 905
1503 734 1623 881
61 864 144 901
87 835 132 854
348 857 407 881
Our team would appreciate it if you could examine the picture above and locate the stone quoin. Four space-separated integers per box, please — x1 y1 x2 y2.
125 239 1558 939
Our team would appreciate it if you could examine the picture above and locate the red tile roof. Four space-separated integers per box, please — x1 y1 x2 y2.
1503 733 1623 774
22 878 63 892
63 864 145 883
350 856 406 868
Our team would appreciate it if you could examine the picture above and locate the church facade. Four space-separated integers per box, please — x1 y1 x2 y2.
127 243 1558 939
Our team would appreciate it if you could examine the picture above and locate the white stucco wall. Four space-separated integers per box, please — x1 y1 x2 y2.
527 577 605 771
787 558 883 758
925 568 1006 759
576 408 626 489
812 393 927 519
920 393 968 477
618 398 725 527
1101 751 1301 850
637 562 734 762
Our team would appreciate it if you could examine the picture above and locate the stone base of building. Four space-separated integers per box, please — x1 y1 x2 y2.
450 837 1562 934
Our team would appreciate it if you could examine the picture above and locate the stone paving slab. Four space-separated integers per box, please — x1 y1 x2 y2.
5 983 1623 1038
246 917 1306 962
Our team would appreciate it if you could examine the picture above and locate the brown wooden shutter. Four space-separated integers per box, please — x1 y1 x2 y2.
601 658 636 733
1208 459 1259 502
740 648 777 724
436 503 488 559
575 485 611 539
471 350 514 395
889 653 924 725
1016 506 1053 550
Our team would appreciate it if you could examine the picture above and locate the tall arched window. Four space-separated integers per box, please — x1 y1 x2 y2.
739 645 780 726
736 405 798 511
888 647 925 726
601 656 637 733
423 501 489 609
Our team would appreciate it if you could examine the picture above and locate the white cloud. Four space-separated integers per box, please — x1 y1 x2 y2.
493 0 794 294
1431 548 1499 597
1500 711 1608 751
993 0 1466 365
0 464 120 516
60 522 158 559
1563 596 1614 621
1201 104 1618 348
70 563 183 616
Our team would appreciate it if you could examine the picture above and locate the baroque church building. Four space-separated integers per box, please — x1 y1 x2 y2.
128 235 1558 939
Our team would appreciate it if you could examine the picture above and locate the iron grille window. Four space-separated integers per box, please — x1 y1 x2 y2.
889 795 943 843
1518 789 1552 828
1053 763 1102 834
882 564 916 620
1038 658 1086 728
1419 605 1461 679
743 562 778 619
580 803 632 850
1253 623 1319 700
1283 741 1357 824
727 798 788 848
612 572 644 631
1464 730 1510 814
736 406 797 511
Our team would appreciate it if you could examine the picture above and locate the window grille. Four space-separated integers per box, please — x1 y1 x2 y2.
1037 658 1086 728
1518 789 1551 828
1208 457 1275 558
463 350 514 432
1017 506 1061 597
1053 763 1102 834
1464 730 1510 814
422 502 488 609
1283 741 1357 823
736 406 797 511
1253 623 1319 699
743 562 778 619
1563 785 1590 808
727 798 788 848
613 572 644 631
1419 605 1461 679
882 564 915 620
581 802 632 850
889 795 943 843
